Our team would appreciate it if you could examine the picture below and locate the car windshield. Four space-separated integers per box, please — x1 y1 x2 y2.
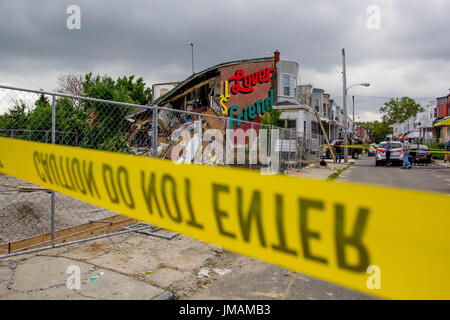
416 145 429 151
378 142 402 149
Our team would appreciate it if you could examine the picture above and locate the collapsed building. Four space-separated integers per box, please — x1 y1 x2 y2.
125 51 319 168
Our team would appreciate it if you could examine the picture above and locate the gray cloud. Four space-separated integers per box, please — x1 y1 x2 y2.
0 0 449 119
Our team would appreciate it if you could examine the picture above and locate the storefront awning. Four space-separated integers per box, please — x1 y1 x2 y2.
434 117 450 127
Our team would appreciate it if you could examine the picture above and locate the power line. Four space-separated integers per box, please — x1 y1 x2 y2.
333 95 435 100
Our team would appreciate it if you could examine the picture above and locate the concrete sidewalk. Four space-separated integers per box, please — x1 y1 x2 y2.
0 233 224 300
434 159 449 168
287 157 359 180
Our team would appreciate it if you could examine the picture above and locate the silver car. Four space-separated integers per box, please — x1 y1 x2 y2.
375 141 404 166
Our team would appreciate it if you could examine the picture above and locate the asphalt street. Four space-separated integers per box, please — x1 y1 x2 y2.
338 155 450 194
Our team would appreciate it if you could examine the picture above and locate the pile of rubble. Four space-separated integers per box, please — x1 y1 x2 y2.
126 106 226 164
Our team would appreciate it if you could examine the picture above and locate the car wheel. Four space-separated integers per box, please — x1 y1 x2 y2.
352 151 359 159
375 160 380 166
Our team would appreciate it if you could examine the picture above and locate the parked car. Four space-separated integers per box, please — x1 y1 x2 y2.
375 141 404 166
367 143 378 157
324 139 362 160
409 144 431 166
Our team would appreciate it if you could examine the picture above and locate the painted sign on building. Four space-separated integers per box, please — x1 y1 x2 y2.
219 61 275 130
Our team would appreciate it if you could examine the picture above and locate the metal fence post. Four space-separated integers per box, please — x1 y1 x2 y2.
279 128 282 173
269 124 272 161
250 123 253 169
196 114 202 164
51 95 56 248
152 105 158 158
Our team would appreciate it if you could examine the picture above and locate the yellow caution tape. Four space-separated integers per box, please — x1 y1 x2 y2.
325 144 450 154
409 149 450 154
1 137 450 299
325 144 368 149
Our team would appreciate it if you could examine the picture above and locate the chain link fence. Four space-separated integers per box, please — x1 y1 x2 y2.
0 86 132 256
0 84 324 257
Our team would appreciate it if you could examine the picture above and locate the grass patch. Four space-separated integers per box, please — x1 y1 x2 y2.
327 162 354 181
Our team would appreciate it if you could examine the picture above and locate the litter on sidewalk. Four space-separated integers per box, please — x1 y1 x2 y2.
213 268 232 276
197 268 210 279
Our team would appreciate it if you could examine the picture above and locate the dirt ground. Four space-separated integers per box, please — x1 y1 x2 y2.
0 175 116 243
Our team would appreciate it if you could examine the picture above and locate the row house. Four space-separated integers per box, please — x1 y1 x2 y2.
415 100 438 140
437 94 450 118
272 61 319 154
391 99 439 142
297 85 343 141
392 117 418 140
356 125 369 143
435 93 450 142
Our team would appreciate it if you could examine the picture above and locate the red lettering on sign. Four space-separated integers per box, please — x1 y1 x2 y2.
229 67 274 95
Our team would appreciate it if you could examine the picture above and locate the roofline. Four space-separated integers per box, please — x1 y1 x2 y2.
152 82 180 86
278 59 300 67
153 56 274 105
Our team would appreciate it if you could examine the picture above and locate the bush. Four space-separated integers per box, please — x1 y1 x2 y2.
431 142 445 160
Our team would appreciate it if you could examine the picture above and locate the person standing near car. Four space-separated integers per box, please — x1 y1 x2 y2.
385 137 392 167
334 141 343 163
402 136 412 169
445 139 450 168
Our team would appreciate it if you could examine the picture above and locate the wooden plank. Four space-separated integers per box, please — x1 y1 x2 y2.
0 183 49 192
314 108 335 162
0 214 136 254
20 218 135 252
0 214 125 252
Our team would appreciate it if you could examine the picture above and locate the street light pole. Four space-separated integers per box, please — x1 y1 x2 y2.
352 95 355 136
190 43 194 74
342 49 348 163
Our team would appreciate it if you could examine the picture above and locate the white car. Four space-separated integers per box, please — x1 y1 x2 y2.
367 143 378 157
375 141 404 166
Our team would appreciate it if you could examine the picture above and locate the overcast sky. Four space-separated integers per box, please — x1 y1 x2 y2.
0 0 449 120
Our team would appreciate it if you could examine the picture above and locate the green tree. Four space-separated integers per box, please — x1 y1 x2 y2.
261 110 281 127
0 101 28 132
80 73 152 152
358 121 393 143
0 73 152 152
379 97 424 124
55 98 87 145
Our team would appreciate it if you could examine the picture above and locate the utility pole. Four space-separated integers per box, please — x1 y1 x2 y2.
190 43 194 74
342 48 348 163
352 95 355 138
